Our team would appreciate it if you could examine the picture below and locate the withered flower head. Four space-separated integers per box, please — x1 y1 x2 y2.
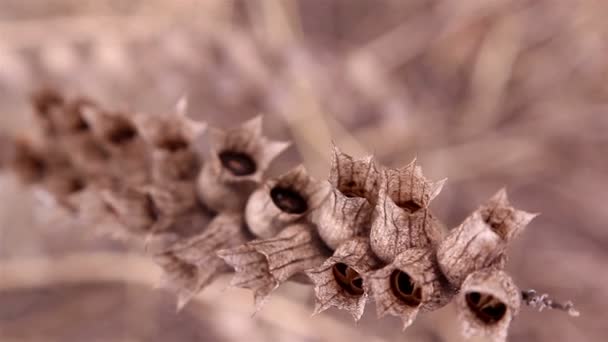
309 145 380 249
456 269 521 342
155 213 249 309
370 163 445 263
245 165 330 239
306 237 380 321
218 223 328 310
366 248 453 330
99 186 161 237
437 189 536 287
197 116 290 212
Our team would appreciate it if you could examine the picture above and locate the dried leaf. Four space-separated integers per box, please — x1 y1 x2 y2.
306 237 380 321
245 164 330 238
155 213 249 308
310 145 380 249
456 269 521 342
366 248 454 330
197 115 290 212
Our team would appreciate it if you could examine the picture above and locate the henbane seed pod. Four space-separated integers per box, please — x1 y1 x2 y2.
456 269 521 342
309 145 380 250
133 98 207 183
245 165 330 239
155 213 249 309
306 237 380 321
218 222 329 310
370 163 445 263
365 248 454 330
436 189 537 287
196 116 290 213
81 107 150 184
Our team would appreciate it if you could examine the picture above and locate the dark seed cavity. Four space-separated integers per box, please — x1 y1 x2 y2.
219 151 256 176
270 187 308 214
107 123 137 145
390 270 423 307
397 199 422 213
158 137 189 152
465 291 507 324
332 262 365 296
339 180 366 198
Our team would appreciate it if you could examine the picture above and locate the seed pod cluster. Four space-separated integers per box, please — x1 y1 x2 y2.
3 90 576 340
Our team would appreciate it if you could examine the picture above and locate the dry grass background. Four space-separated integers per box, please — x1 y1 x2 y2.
0 0 606 341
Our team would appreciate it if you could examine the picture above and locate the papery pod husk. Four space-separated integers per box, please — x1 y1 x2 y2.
197 116 290 213
478 188 538 243
437 189 536 287
245 164 330 239
370 161 446 263
306 237 380 321
81 106 150 185
436 210 507 288
30 89 67 136
365 248 454 330
154 213 249 309
456 269 521 342
218 222 329 310
309 145 380 250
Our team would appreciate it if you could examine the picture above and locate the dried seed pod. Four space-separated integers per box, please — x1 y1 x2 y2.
10 137 86 203
155 213 249 308
81 107 150 184
436 210 507 288
384 158 446 211
134 99 207 183
366 248 454 330
245 165 330 238
309 145 380 249
197 116 290 212
306 237 380 321
437 189 536 287
370 161 446 263
99 186 162 237
31 88 65 136
456 269 521 342
479 188 538 243
219 222 328 310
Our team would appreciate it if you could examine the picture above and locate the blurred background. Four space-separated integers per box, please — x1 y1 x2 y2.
0 0 606 341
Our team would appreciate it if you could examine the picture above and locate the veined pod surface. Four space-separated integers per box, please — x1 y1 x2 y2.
437 189 536 287
370 160 446 263
218 222 329 310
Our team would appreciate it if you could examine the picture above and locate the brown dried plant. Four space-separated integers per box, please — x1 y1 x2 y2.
2 90 580 342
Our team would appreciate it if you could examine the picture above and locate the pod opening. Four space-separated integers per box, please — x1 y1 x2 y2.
465 291 507 324
270 186 308 214
390 270 422 307
332 262 365 296
219 151 256 176
158 137 189 152
106 120 137 145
